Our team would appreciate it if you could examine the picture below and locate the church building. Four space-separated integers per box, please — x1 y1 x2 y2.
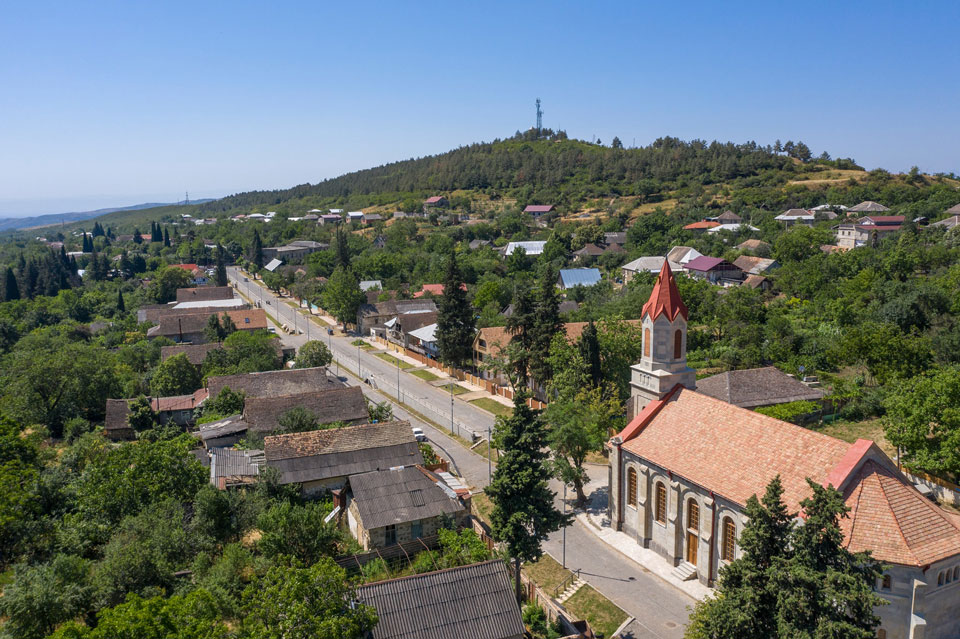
607 262 960 639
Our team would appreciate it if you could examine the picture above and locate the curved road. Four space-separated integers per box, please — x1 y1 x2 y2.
228 267 693 638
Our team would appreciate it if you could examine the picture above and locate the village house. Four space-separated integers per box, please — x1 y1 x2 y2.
175 286 235 303
735 238 771 255
145 309 267 343
172 298 246 312
835 215 905 249
683 220 720 232
386 311 438 351
621 257 683 284
557 267 602 290
196 414 250 449
355 560 524 639
694 366 824 409
319 214 343 225
848 200 890 214
405 322 438 358
345 465 470 550
104 388 209 441
242 386 368 434
710 210 742 223
262 240 327 262
501 240 547 257
423 196 448 210
608 262 960 639
775 208 815 227
741 274 771 291
206 366 340 399
263 420 422 495
682 256 743 285
356 298 436 336
572 239 625 262
523 204 554 219
731 255 780 276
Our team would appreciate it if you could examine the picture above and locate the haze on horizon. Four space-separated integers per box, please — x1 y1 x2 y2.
2 0 958 217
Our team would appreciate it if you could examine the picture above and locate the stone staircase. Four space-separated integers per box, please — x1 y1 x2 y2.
670 562 698 582
556 577 586 603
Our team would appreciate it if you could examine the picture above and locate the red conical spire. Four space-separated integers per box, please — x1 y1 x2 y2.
641 261 688 321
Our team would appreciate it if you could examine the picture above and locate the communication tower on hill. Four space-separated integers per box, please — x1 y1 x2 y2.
535 98 542 136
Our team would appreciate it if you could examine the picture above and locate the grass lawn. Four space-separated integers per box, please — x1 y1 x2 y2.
470 397 513 417
563 585 629 639
471 492 494 526
523 554 571 594
471 439 499 462
811 417 894 457
375 352 415 369
351 339 374 350
441 383 469 396
410 369 440 382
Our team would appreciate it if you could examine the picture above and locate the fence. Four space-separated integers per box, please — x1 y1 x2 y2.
905 469 960 507
335 534 440 574
372 336 547 411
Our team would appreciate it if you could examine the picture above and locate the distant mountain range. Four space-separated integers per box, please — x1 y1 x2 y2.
0 200 214 232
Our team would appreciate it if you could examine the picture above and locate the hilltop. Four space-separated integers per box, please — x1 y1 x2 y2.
39 132 960 235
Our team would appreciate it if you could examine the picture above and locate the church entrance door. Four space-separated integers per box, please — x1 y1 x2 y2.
686 532 698 564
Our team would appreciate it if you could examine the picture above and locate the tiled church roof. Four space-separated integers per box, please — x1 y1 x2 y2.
641 261 687 321
617 387 960 567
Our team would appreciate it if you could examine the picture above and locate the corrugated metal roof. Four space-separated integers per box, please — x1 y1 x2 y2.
210 447 263 484
503 241 546 256
356 560 524 639
264 258 283 272
197 415 249 440
407 323 437 343
558 268 601 288
349 466 464 529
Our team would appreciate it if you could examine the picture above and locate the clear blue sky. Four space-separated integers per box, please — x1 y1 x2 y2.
2 1 958 216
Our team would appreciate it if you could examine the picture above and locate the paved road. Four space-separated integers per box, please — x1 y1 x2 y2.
228 268 693 638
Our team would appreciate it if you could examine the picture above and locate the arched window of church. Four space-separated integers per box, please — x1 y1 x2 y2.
687 499 699 532
655 482 667 524
721 517 736 561
954 567 959 581
643 328 651 358
938 572 944 586
674 329 682 359
626 468 637 507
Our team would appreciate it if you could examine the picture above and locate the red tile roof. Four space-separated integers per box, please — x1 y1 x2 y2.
151 388 209 412
683 220 720 230
641 261 688 321
840 460 960 566
619 387 851 512
524 204 555 213
424 196 445 204
412 283 466 298
171 263 199 271
617 387 960 567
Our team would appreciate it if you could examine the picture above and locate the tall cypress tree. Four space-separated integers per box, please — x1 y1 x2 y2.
116 289 126 313
250 229 264 269
215 243 228 286
163 227 171 247
133 228 143 244
528 265 563 388
579 320 602 387
4 267 19 301
485 389 571 603
435 252 475 369
335 224 350 268
504 283 536 386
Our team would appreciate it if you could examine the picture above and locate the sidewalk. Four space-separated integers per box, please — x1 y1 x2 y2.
576 474 712 602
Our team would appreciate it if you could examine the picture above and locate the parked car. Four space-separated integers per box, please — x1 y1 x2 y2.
411 427 427 442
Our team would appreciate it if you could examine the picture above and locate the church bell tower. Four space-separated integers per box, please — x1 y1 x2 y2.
629 261 696 416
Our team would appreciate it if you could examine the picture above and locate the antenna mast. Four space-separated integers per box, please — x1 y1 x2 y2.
535 98 542 137
184 191 190 205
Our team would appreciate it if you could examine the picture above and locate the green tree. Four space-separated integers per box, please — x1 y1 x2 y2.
49 589 228 639
0 333 121 437
0 415 42 565
5 266 20 301
773 480 884 638
150 265 193 303
200 387 246 421
528 266 563 387
579 320 602 386
295 340 333 369
883 366 960 476
686 476 793 639
322 266 365 330
116 288 125 313
215 243 228 286
126 395 157 432
240 558 377 639
204 314 228 343
435 252 476 368
257 501 343 564
0 554 93 639
485 391 571 602
249 229 264 269
151 352 202 397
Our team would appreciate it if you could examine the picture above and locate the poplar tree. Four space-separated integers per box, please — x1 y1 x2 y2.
215 243 228 287
250 229 264 269
116 289 125 313
579 320 602 387
435 252 475 369
486 389 571 603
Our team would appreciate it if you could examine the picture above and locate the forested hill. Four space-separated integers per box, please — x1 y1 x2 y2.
196 132 817 214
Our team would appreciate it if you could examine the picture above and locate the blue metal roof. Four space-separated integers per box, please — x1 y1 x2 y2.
559 268 602 288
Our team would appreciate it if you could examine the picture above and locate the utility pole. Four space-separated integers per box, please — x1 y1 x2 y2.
450 381 455 437
357 341 361 379
562 483 568 568
397 356 401 403
487 422 492 485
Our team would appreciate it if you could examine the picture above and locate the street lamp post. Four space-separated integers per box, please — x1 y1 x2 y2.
357 341 361 378
562 483 568 568
397 356 401 403
487 422 492 485
450 382 455 437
